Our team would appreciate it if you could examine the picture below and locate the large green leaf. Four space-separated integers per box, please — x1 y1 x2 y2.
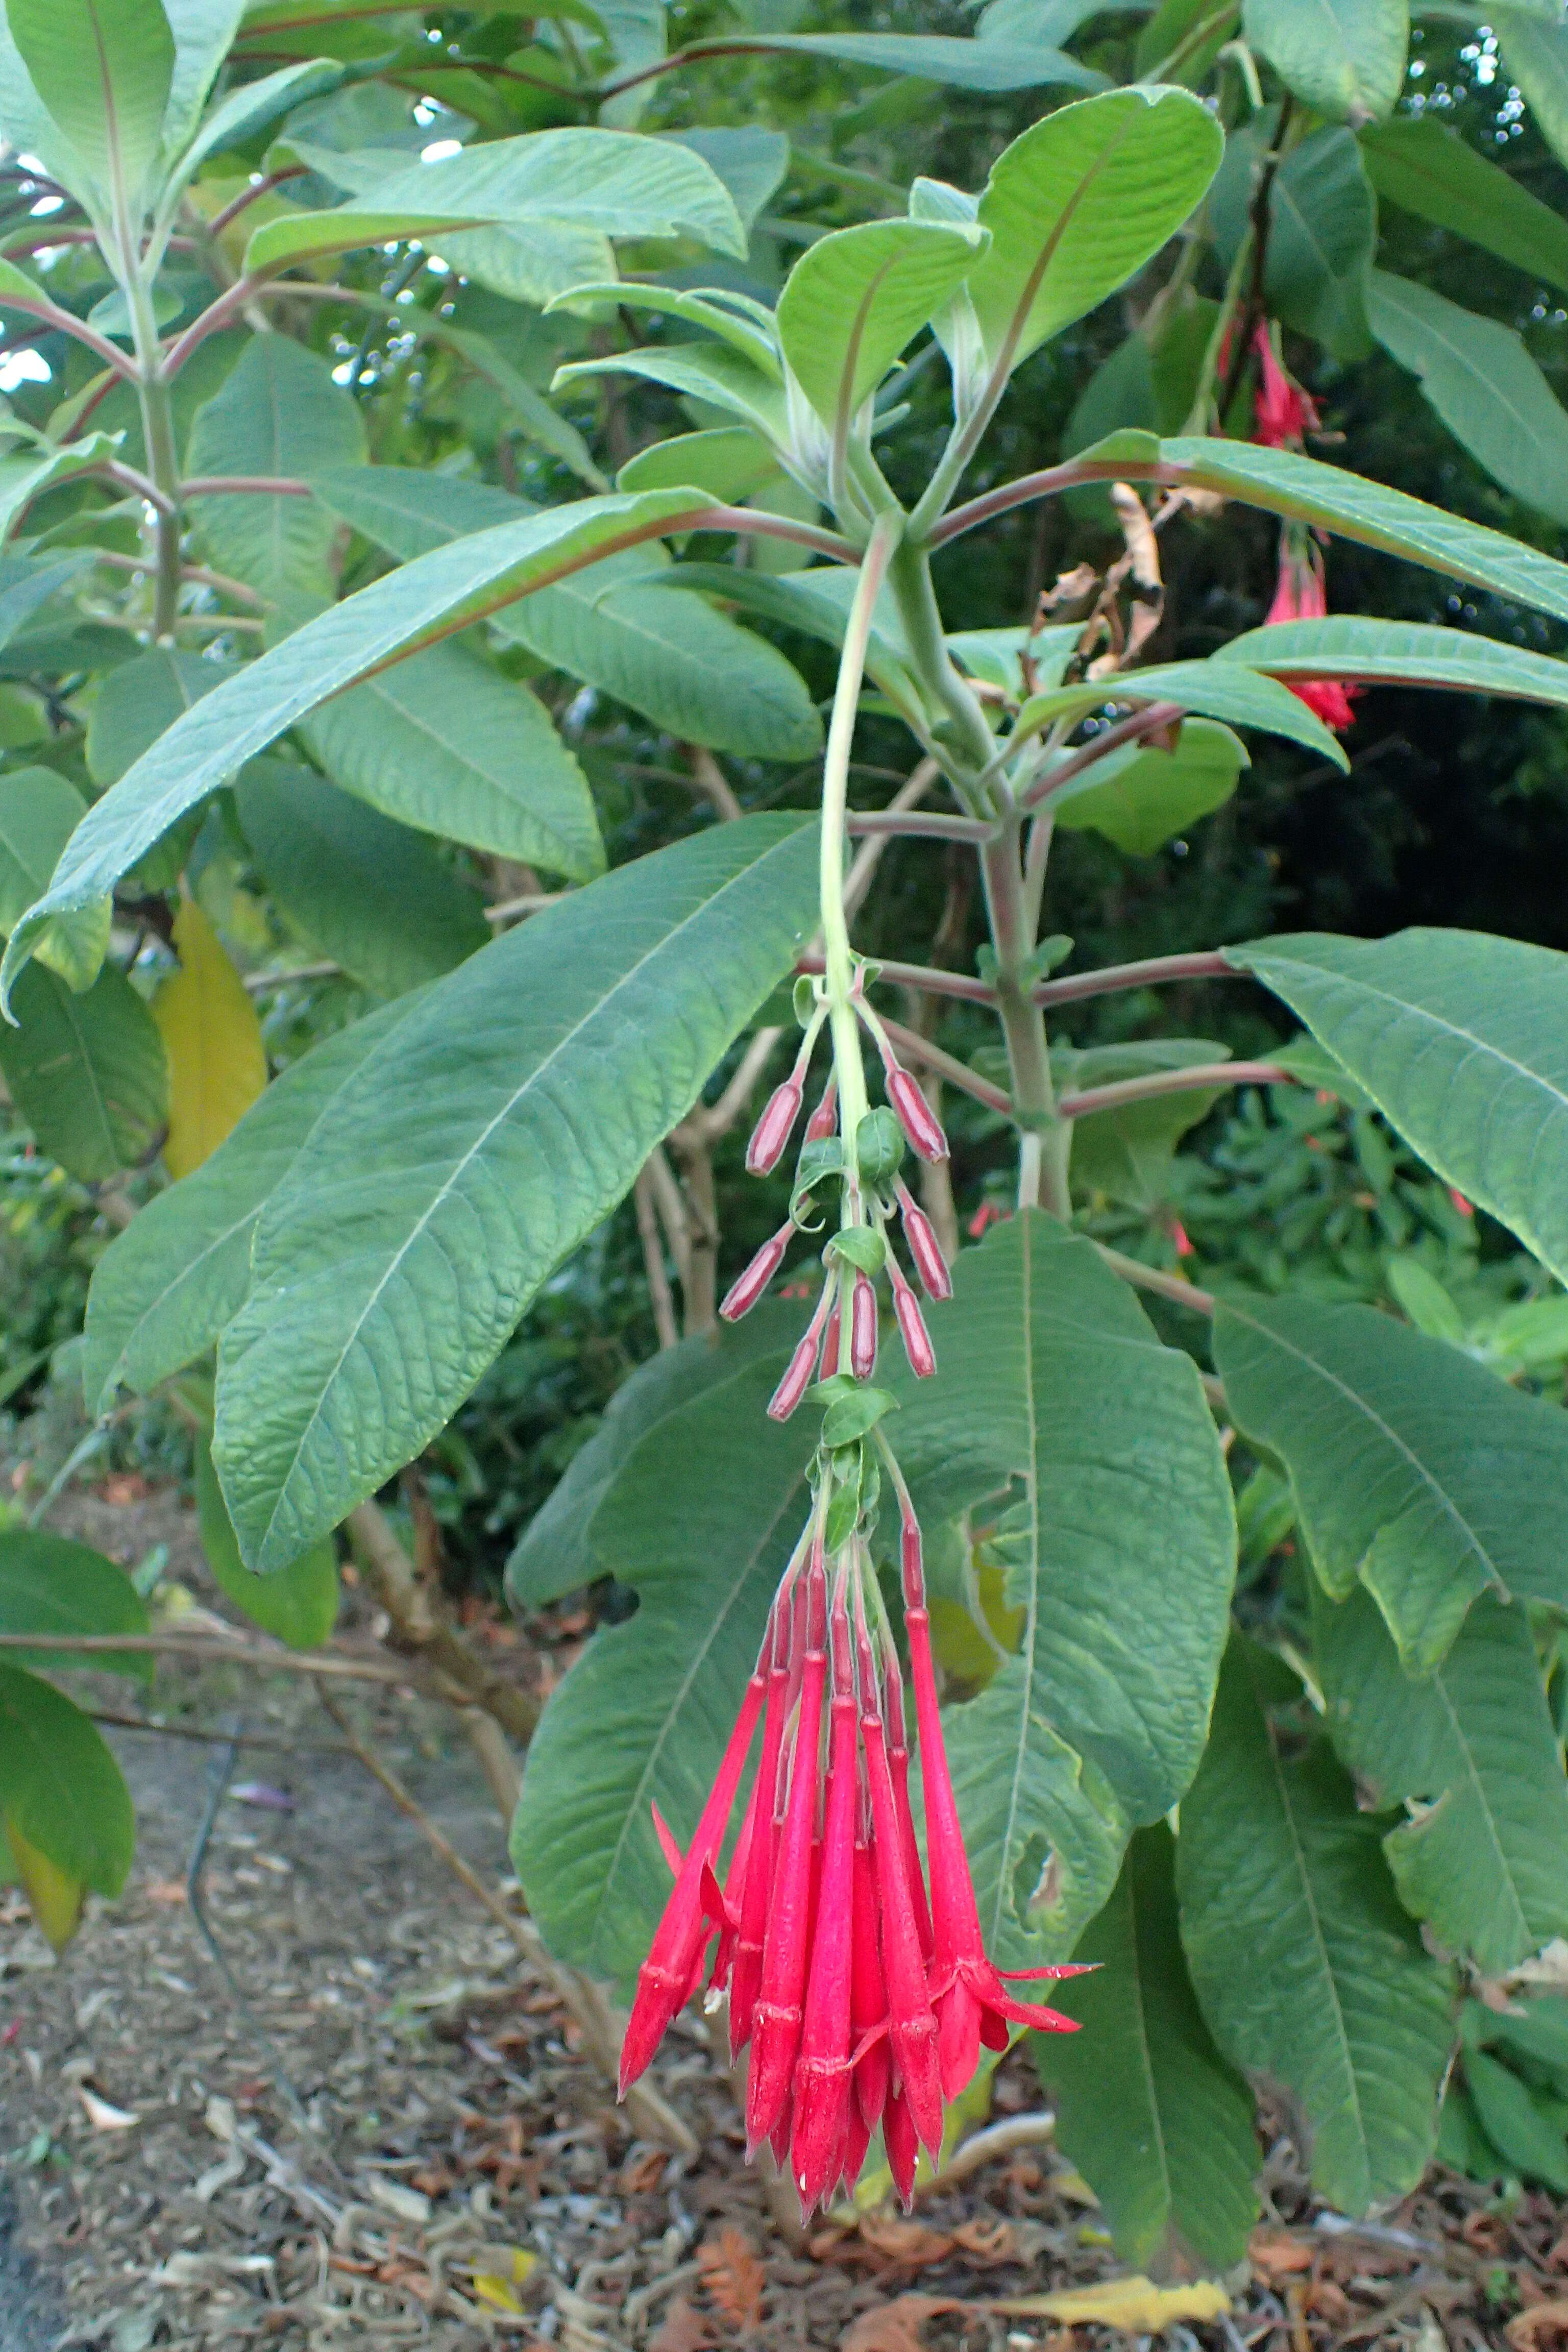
312 467 822 761
1241 0 1409 121
776 219 987 431
1221 615 1568 708
552 342 791 452
0 1529 149 1681
1314 1584 1568 1974
185 335 366 603
298 640 603 879
653 560 923 718
7 0 175 204
1494 11 1568 175
160 0 247 156
0 1662 134 1894
0 961 166 1181
243 128 747 277
964 87 1222 376
1176 1637 1454 2217
1035 1825 1260 2273
0 485 712 998
1224 927 1568 1290
659 30 1108 91
1214 1291 1568 1672
1150 435 1568 622
1365 270 1568 528
1052 717 1246 856
1212 120 1375 361
85 643 233 786
505 1305 802 1612
0 768 106 992
84 992 417 1411
212 817 820 1571
511 1328 814 1991
889 1213 1236 1965
195 1437 338 1650
1360 117 1568 297
162 57 344 211
234 761 488 999
0 436 129 548
1015 656 1350 767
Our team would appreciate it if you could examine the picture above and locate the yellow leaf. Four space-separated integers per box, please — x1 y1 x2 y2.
996 2277 1231 2330
152 899 267 1178
471 2274 524 2314
6 1816 85 1952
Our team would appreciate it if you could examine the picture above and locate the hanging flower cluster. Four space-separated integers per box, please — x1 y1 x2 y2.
621 959 1083 2217
1250 320 1319 451
1265 525 1361 734
619 1483 1084 2216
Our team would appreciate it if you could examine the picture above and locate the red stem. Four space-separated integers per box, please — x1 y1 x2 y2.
203 168 308 237
1057 1061 1289 1120
846 811 995 843
877 1016 1012 1119
1018 702 1185 813
796 953 997 1007
1033 949 1234 1008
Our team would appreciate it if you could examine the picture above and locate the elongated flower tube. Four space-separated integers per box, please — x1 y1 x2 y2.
790 1584 859 2211
719 1221 792 1322
895 1180 952 1301
849 1833 889 2133
857 1609 943 2158
747 1555 828 2148
768 1272 836 1420
849 1269 878 1380
728 1596 795 2056
886 1064 949 1164
746 1075 804 1175
887 1253 936 1379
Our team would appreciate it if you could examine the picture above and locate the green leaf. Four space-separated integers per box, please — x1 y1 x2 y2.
1052 717 1246 856
1016 658 1350 768
657 561 922 719
0 7 96 208
1314 1583 1568 1974
668 30 1108 92
1360 116 1568 298
1176 1637 1454 2217
242 128 747 276
7 0 176 205
313 467 822 762
0 1529 149 1680
1385 1256 1465 1342
889 1213 1236 1964
1223 927 1568 1290
160 0 247 157
505 1306 803 1613
1474 1992 1568 2085
1241 0 1409 122
163 57 344 212
1155 435 1568 622
1035 1825 1259 2273
1212 120 1375 361
618 427 779 504
0 961 166 1181
185 335 366 603
84 992 416 1410
298 641 603 880
1 485 710 996
213 816 820 1571
548 281 781 379
1465 2049 1568 2192
0 1661 134 1895
1213 1292 1568 1673
964 87 1222 378
552 341 790 451
1071 1080 1232 1212
234 760 488 999
1221 615 1568 709
0 436 128 549
195 1436 337 1649
432 321 608 492
1493 10 1568 176
776 218 987 431
512 1339 814 1992
667 126 789 233
1370 270 1568 529
0 767 108 993
85 642 233 786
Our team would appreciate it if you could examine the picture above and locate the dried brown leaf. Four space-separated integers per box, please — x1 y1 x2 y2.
1508 2304 1568 2351
649 2296 714 2352
841 2294 964 2352
696 2225 765 2330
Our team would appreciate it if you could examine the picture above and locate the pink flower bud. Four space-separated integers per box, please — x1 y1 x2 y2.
887 1066 948 1164
768 1331 819 1422
719 1223 791 1321
819 1297 841 1380
804 1076 838 1144
896 1181 951 1300
888 1258 936 1380
746 1078 804 1175
849 1271 877 1381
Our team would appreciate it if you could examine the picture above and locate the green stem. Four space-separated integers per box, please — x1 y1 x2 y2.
821 514 904 1158
121 264 183 639
885 538 994 799
979 825 1069 1218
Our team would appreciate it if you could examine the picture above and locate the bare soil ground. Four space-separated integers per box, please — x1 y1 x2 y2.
1 1489 1562 2352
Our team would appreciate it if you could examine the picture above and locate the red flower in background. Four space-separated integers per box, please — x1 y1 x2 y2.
1252 323 1318 451
1264 531 1361 734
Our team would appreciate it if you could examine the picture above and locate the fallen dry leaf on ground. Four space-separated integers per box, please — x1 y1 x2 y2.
841 2293 964 2350
994 2275 1231 2329
1510 2302 1568 2350
696 2224 766 2329
648 2296 715 2352
1250 2228 1314 2281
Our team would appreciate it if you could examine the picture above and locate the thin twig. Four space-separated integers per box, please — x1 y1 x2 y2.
688 1025 781 1145
634 1165 680 1350
1034 948 1235 1009
241 960 342 994
796 952 996 1008
1094 1243 1216 1318
915 2111 1057 2199
843 756 940 921
683 745 742 822
1058 1061 1288 1120
646 1145 692 1296
87 1710 355 1754
0 1630 423 1682
202 166 308 237
846 810 994 843
877 1016 1012 1119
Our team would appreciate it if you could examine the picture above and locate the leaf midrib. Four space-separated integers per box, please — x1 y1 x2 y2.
1264 1715 1369 2198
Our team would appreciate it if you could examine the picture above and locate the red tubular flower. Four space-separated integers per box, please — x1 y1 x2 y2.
849 1270 878 1380
720 1222 792 1322
1252 322 1318 450
747 1558 829 2148
859 1620 944 2157
746 1076 804 1175
768 1274 836 1420
888 1255 937 1380
1264 531 1360 734
885 1065 949 1164
883 1658 933 1968
621 1662 768 2096
728 1596 795 2056
790 1591 859 2212
904 1598 1085 2098
882 2084 919 2209
820 1295 842 1380
895 1181 951 1301
849 1833 889 2133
